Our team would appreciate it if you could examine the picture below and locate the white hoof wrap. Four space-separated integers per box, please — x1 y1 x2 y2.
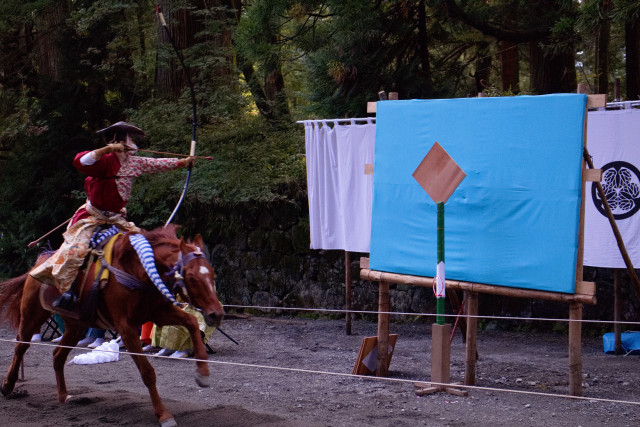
195 372 210 388
159 417 177 427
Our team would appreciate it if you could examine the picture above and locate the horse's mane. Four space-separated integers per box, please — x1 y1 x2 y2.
139 224 181 248
116 224 183 277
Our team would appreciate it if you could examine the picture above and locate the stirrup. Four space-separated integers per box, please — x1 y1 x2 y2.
53 290 78 312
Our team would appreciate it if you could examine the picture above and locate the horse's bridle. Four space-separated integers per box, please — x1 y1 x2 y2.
164 247 206 304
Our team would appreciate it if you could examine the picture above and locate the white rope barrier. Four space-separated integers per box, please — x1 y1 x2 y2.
295 117 376 124
1 337 639 408
224 304 640 326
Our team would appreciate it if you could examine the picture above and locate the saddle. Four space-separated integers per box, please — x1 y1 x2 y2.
40 232 122 330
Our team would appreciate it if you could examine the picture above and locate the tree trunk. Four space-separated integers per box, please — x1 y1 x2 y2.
35 1 69 81
499 40 519 93
263 53 290 124
626 17 640 100
595 0 613 96
529 41 577 94
136 3 148 73
212 0 243 83
474 42 491 95
417 0 433 95
155 0 203 96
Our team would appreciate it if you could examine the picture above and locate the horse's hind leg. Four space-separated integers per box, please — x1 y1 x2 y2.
1 279 51 396
0 335 38 396
116 325 175 426
52 324 86 403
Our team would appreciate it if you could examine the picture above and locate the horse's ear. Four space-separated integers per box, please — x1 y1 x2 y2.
179 236 188 251
193 234 205 250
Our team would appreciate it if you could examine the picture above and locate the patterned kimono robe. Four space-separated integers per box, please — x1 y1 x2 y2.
30 151 182 292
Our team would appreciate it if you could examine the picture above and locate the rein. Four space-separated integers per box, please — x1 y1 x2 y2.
163 247 205 302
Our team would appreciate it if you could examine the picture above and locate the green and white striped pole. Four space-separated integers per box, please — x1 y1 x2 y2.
412 142 465 394
436 202 445 325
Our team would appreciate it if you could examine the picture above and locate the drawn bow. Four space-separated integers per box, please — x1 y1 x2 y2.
157 3 197 227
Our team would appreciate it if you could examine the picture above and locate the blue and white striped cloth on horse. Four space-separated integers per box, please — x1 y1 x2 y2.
90 225 120 249
129 233 180 307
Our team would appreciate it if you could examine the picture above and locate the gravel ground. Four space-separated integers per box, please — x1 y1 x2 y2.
1 315 639 426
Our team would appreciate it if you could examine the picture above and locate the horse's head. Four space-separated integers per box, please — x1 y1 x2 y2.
159 232 224 328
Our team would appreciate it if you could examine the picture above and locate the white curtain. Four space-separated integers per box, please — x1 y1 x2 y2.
304 119 375 252
584 109 640 267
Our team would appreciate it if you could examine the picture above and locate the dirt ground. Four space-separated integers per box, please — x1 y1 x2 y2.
1 315 639 427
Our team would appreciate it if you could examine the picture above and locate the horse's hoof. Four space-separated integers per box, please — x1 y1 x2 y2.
159 417 177 427
195 372 210 388
1 380 15 397
2 388 27 399
62 394 74 403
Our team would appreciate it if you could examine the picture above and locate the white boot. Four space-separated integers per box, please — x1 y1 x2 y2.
155 348 174 357
169 350 188 359
77 336 94 347
88 338 104 349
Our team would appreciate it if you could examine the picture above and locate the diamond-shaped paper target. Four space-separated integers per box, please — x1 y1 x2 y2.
412 142 466 203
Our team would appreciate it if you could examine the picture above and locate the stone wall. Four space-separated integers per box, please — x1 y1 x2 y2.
194 199 639 328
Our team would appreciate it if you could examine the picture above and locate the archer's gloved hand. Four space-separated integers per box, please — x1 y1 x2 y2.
179 156 196 168
109 142 125 153
92 142 125 160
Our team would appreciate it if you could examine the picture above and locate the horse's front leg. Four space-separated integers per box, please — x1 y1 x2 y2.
157 309 210 387
52 324 86 403
188 318 211 388
115 324 175 426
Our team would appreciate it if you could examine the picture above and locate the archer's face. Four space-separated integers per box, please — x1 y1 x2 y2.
125 134 138 154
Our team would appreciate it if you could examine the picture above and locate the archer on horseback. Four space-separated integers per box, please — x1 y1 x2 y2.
29 121 195 310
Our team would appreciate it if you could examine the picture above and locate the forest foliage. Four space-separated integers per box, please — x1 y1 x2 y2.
1 0 639 274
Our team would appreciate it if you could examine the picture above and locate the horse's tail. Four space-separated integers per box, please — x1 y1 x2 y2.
0 273 28 329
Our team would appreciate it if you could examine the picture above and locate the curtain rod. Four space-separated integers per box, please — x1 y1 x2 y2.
603 100 640 110
296 117 376 124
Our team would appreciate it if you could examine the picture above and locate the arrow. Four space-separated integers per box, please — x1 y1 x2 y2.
126 147 213 160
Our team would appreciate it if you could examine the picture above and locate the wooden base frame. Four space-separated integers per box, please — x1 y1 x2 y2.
413 381 469 397
360 257 596 396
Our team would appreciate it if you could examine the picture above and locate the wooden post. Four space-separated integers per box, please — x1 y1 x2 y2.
431 323 451 383
568 88 588 397
345 251 353 335
464 291 478 385
614 269 624 354
376 281 390 376
577 83 590 94
569 301 583 396
447 289 468 342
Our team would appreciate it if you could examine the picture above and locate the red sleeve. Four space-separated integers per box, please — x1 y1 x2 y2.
73 151 120 178
73 151 126 212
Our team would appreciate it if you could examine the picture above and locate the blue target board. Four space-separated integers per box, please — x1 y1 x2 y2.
369 94 587 293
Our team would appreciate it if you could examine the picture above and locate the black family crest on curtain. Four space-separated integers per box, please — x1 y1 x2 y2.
592 161 640 220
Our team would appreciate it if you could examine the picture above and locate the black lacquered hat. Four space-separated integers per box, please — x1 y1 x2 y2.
97 121 146 138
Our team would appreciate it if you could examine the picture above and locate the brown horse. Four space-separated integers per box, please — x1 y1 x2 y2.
0 225 224 427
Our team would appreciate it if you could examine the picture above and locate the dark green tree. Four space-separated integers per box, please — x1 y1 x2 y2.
0 1 154 274
442 0 579 94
